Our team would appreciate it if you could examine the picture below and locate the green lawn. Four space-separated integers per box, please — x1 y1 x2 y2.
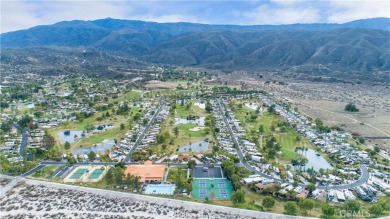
232 101 315 163
176 103 194 117
109 90 141 103
49 105 142 152
178 123 208 138
167 166 187 182
75 126 124 148
234 109 280 135
31 165 58 179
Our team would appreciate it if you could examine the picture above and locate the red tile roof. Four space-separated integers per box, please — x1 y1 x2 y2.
124 161 166 182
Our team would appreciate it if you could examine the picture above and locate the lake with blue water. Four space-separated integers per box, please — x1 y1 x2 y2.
72 139 116 155
177 140 209 152
57 130 83 144
292 148 333 171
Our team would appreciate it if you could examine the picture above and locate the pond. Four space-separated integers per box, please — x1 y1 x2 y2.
244 102 259 111
175 117 205 126
177 140 209 153
26 102 35 108
57 130 83 144
93 124 115 133
72 139 116 155
292 148 333 171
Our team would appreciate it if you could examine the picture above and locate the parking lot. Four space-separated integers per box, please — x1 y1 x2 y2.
193 166 223 178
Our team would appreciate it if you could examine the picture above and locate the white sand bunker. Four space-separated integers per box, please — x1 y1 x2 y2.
189 127 204 131
194 102 206 109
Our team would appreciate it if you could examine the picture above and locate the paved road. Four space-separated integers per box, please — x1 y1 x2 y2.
46 165 64 179
21 164 47 177
124 98 165 163
19 128 28 157
215 98 369 190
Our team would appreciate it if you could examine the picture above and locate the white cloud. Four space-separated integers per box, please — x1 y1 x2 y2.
270 0 308 6
1 0 389 33
243 4 320 24
1 1 133 33
1 1 41 33
137 14 201 23
326 1 390 23
0 0 204 33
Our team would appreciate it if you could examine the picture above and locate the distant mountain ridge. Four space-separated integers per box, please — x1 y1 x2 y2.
1 18 390 82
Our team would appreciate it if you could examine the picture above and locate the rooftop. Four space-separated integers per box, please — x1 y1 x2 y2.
124 160 166 182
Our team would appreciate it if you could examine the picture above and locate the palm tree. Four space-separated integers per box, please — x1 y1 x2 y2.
291 159 298 171
319 168 325 176
300 158 308 172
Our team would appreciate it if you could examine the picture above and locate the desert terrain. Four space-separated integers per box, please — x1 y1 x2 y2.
0 178 301 219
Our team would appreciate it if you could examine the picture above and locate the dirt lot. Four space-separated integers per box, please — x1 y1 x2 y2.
144 80 183 89
241 77 390 149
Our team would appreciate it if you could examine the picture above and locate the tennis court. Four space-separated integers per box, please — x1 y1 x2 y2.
88 168 104 179
192 178 233 200
69 168 88 179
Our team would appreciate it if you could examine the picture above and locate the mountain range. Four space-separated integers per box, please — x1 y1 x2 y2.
1 18 390 82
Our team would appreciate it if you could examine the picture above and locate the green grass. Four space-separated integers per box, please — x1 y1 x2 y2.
109 90 141 103
178 123 207 138
49 105 142 152
149 99 215 155
167 166 187 182
274 128 314 162
76 126 124 147
192 103 208 116
31 165 58 179
232 101 315 163
176 103 194 117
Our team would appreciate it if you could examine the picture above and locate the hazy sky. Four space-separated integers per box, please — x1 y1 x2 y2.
1 0 389 33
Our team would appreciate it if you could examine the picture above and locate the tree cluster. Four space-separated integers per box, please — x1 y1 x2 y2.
264 136 281 159
105 166 141 191
221 160 241 190
344 103 359 112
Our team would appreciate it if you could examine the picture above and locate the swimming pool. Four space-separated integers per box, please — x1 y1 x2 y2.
144 184 176 195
